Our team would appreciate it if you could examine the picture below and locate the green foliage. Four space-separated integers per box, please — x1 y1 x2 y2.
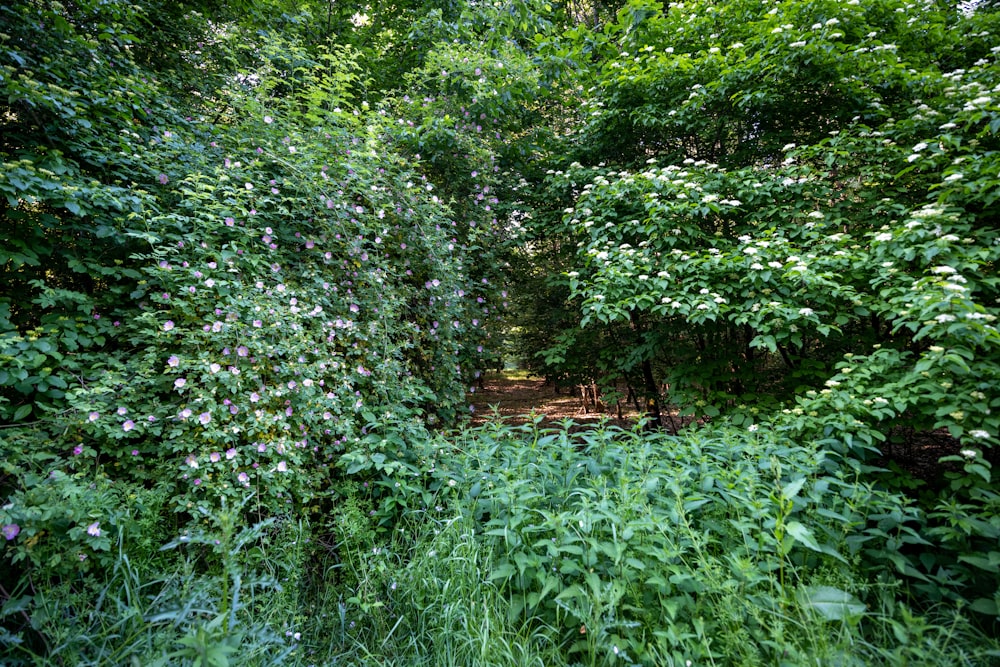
314 419 1000 666
2 0 1000 664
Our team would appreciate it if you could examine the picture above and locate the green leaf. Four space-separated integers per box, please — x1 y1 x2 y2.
781 477 807 500
785 520 822 552
969 598 999 616
799 586 866 621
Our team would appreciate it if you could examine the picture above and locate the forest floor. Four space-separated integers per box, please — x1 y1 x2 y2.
468 371 640 428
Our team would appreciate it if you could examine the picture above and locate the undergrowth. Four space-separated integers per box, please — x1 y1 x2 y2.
7 418 996 666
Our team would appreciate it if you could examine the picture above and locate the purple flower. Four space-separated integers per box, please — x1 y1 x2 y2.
158 174 169 185
238 472 250 485
198 412 211 425
167 355 180 367
210 452 221 463
163 320 175 331
86 522 101 537
174 378 186 389
225 448 237 460
2 524 20 541
123 420 135 432
277 461 288 472
237 346 249 357
88 411 99 422
73 445 83 455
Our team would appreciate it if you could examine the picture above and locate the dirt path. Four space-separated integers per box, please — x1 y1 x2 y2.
467 373 641 428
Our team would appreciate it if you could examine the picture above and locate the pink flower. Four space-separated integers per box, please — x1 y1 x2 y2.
198 412 211 425
73 445 83 455
158 174 168 185
88 411 99 422
167 355 180 367
86 522 101 537
174 378 186 389
163 320 175 331
238 472 250 485
123 420 135 432
225 448 237 460
2 524 20 540
237 346 249 357
210 452 221 463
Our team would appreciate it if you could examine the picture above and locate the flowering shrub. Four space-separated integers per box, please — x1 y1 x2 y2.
0 0 506 579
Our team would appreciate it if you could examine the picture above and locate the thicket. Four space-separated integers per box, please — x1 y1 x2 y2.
1 0 998 664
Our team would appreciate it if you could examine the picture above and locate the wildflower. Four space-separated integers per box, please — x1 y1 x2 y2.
86 522 101 537
961 449 977 458
73 445 83 455
163 320 175 331
174 378 186 389
226 448 237 459
88 411 99 422
798 307 814 316
238 472 250 485
123 420 135 432
2 524 20 540
186 455 199 468
748 424 759 432
969 430 991 439
167 355 180 367
210 452 221 463
158 174 169 184
277 461 288 472
199 412 211 425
